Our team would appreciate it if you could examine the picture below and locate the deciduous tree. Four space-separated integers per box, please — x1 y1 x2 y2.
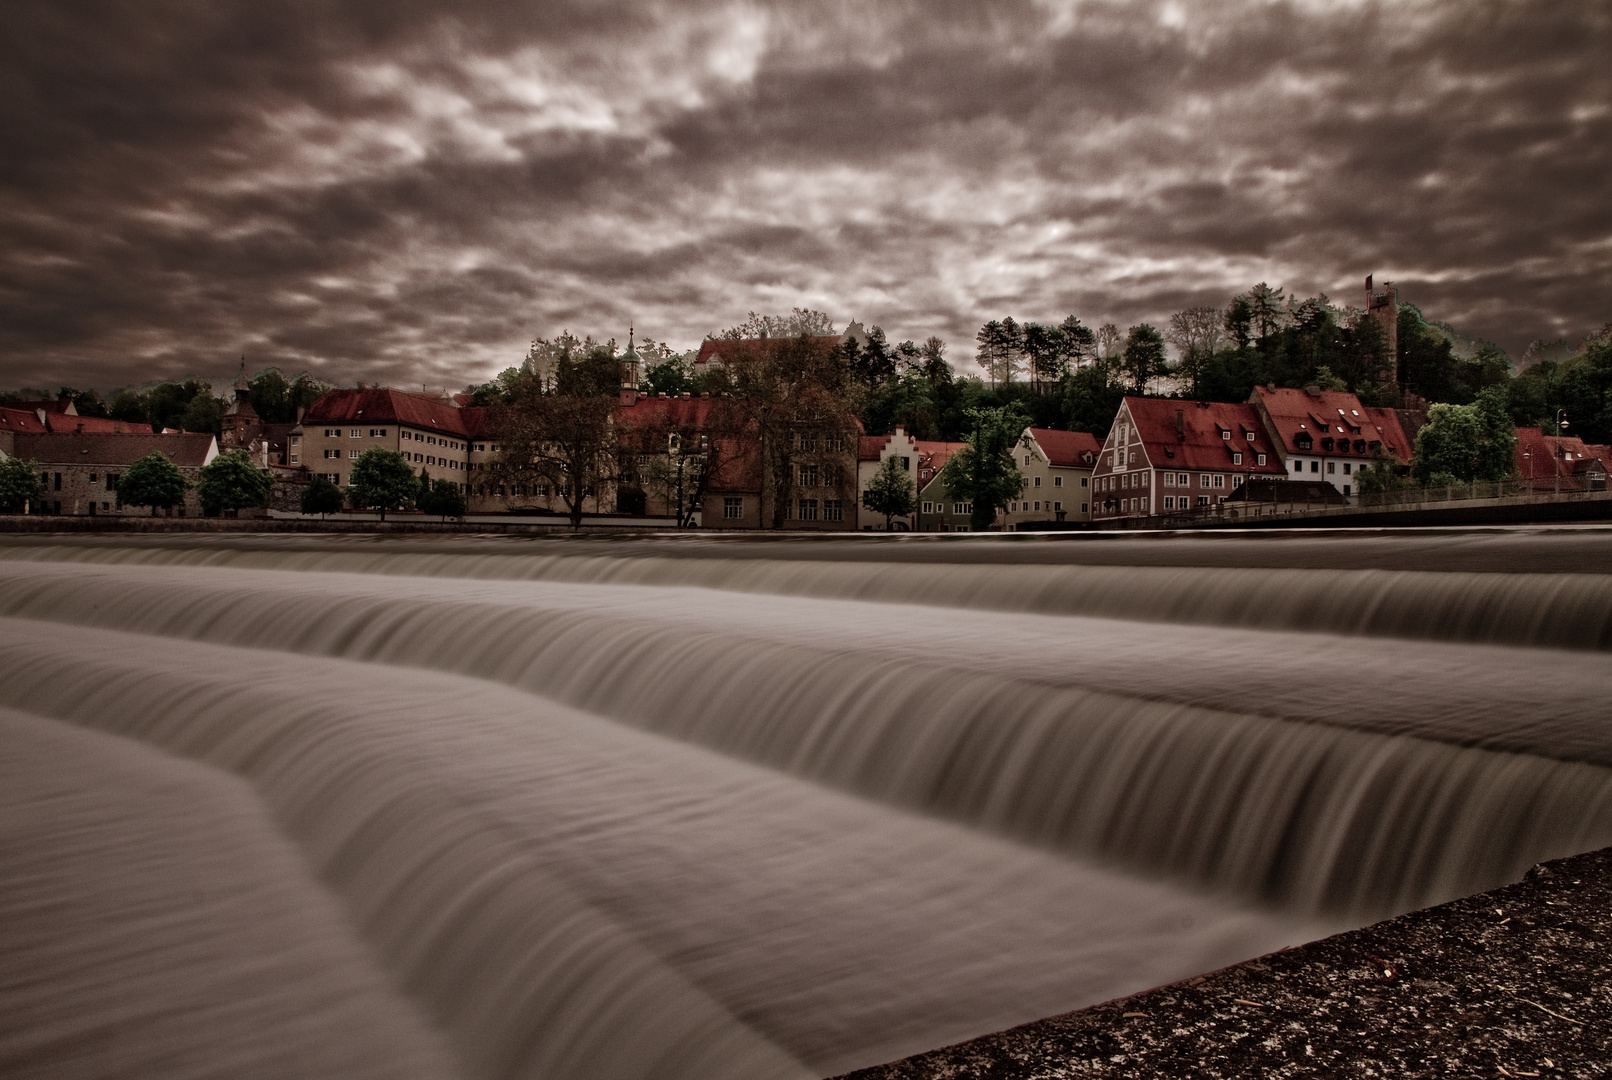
197 449 273 516
0 457 45 513
495 343 620 529
300 474 344 518
861 454 916 530
115 451 191 515
346 447 418 520
939 404 1029 531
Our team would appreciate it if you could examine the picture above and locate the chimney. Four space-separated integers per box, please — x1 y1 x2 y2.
1174 408 1184 439
1305 385 1321 397
295 404 305 423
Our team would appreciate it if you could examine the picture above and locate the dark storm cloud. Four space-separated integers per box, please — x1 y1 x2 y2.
1 0 1608 391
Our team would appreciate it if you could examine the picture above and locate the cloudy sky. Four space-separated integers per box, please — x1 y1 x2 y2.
2 0 1608 392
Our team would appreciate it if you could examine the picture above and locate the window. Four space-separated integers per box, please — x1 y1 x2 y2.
1311 461 1320 473
1232 452 1243 465
1024 455 1032 467
1033 475 1041 487
348 449 359 459
1081 502 1088 513
1247 431 1256 442
1221 430 1230 440
824 499 843 522
1165 496 1175 510
1054 501 1062 511
1257 454 1266 466
922 501 933 513
1200 474 1210 488
369 428 385 437
1327 461 1336 474
1198 495 1210 506
900 456 910 469
952 501 972 514
1163 473 1174 487
1213 475 1225 488
1177 473 1188 486
724 496 743 519
476 444 485 451
290 455 299 464
1054 475 1063 487
1292 460 1304 472
798 463 819 487
1033 501 1040 511
1080 477 1087 487
798 498 818 521
350 429 361 438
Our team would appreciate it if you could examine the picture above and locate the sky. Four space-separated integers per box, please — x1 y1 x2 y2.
1 0 1608 393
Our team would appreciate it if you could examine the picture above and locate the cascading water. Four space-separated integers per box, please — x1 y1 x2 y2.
1 530 1608 1079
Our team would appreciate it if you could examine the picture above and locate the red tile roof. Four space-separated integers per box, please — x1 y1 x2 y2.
49 414 149 434
0 406 49 434
1251 386 1409 458
1514 428 1608 485
1120 398 1286 474
1025 428 1102 467
303 388 471 436
915 440 967 486
14 432 217 467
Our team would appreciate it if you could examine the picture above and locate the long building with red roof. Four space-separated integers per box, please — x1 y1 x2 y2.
1248 385 1416 498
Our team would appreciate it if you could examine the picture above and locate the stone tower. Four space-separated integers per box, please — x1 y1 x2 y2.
1365 275 1399 383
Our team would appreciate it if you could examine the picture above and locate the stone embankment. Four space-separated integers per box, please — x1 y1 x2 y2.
839 847 1612 1079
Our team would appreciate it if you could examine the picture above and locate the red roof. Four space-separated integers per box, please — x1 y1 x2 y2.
49 414 148 434
1120 398 1286 474
614 394 716 430
14 431 216 467
1514 428 1608 485
303 388 470 436
0 406 49 434
915 440 967 486
1251 386 1408 458
1025 428 1101 467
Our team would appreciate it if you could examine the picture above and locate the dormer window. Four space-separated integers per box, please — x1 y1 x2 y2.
1232 452 1243 465
1245 431 1255 442
1321 437 1335 452
1220 430 1230 440
1295 434 1312 450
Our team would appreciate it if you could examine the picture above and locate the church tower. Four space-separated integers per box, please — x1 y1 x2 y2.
619 327 642 406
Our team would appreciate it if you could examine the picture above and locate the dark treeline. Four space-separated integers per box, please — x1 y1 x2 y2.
1 369 331 436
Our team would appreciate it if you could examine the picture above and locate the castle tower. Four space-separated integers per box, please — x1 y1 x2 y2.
1365 275 1399 383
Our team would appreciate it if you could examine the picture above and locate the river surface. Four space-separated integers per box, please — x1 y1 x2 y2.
2 528 1609 1079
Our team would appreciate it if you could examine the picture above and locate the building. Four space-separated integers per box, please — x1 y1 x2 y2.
295 385 479 490
1091 398 1286 523
1222 478 1351 519
1004 428 1101 528
914 441 972 531
857 426 969 530
8 432 218 515
1248 385 1416 500
1514 428 1612 491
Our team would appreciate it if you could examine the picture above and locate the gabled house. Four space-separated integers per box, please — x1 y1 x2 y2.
1091 398 1285 522
914 440 969 532
1247 385 1415 499
1004 428 1101 528
10 431 218 516
1514 428 1612 491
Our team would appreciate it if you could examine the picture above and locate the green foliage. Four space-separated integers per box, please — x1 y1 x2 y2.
197 449 273 515
1412 386 1518 484
345 448 418 520
860 454 916 528
643 356 693 396
418 477 467 521
1353 446 1413 494
1120 324 1166 392
146 378 213 432
115 451 191 514
939 404 1029 531
464 367 525 407
0 456 46 513
1058 360 1127 439
109 389 149 425
300 474 344 517
178 393 224 436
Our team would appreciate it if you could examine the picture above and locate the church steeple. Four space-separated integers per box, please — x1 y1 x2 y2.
619 325 642 404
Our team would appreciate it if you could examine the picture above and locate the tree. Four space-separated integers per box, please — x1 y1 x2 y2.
346 447 418 520
301 474 344 518
939 404 1029 531
1166 307 1224 398
1412 386 1517 484
1245 283 1287 343
418 477 467 522
1058 315 1098 370
1096 323 1122 360
178 392 224 436
495 343 620 529
1120 324 1166 393
115 451 191 515
1059 359 1127 438
197 449 273 516
0 456 45 513
705 332 859 529
861 454 917 530
249 368 293 421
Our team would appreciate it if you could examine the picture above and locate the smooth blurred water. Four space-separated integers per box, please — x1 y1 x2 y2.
1 530 1608 1079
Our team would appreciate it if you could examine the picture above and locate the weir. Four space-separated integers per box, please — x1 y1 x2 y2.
0 530 1607 1078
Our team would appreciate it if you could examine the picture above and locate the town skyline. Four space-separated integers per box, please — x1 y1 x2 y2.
2 1 1608 392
